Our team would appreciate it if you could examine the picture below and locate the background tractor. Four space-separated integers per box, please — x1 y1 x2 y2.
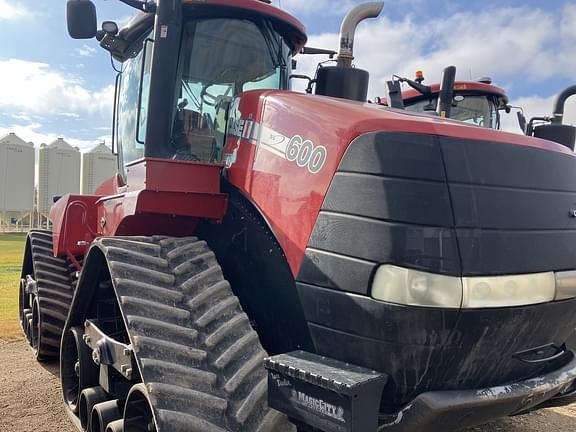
379 67 511 129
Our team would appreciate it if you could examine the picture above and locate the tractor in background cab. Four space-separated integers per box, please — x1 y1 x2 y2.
380 67 511 129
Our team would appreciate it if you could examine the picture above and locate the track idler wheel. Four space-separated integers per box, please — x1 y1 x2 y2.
79 387 108 432
105 420 124 432
19 278 29 331
62 327 100 413
21 308 32 341
91 400 122 432
31 298 41 358
124 384 156 432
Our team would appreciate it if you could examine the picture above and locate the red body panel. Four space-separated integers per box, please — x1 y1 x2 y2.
182 0 307 51
50 158 227 256
224 90 574 275
52 91 570 274
50 194 100 258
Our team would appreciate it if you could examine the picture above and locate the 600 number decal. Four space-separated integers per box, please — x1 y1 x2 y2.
285 135 327 174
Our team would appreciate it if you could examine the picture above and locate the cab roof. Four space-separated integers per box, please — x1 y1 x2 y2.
402 81 509 106
101 0 307 61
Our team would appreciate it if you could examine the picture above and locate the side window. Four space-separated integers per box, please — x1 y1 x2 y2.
116 37 153 170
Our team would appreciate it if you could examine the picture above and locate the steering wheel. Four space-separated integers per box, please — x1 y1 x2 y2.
200 85 220 106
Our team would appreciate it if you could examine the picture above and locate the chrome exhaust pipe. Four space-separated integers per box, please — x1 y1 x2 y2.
552 85 576 125
337 1 384 67
79 387 108 431
91 399 122 432
105 419 124 432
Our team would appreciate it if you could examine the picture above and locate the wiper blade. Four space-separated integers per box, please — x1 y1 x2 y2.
260 20 286 70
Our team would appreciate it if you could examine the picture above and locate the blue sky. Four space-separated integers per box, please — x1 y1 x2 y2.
0 0 574 149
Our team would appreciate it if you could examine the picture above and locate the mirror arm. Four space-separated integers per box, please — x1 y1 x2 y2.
290 74 315 94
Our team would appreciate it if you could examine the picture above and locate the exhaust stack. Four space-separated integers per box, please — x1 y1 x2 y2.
315 1 384 102
552 85 576 125
337 2 385 68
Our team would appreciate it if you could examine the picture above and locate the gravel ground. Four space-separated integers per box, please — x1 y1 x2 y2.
0 340 575 432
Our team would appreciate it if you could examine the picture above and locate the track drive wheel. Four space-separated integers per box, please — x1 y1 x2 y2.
124 384 156 432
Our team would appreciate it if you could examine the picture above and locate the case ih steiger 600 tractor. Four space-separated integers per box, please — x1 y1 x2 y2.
17 0 576 431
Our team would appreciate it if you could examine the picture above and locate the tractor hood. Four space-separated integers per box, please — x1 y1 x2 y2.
233 90 576 278
223 90 576 410
263 92 576 410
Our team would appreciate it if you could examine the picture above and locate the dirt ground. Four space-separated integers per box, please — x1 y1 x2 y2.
0 340 575 432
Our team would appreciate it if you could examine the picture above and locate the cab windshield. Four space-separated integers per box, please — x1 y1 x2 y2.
170 17 291 162
405 94 500 129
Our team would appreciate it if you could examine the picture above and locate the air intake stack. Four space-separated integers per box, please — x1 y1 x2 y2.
315 2 384 102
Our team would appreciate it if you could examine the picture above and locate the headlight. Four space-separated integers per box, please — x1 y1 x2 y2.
371 265 462 308
372 265 557 308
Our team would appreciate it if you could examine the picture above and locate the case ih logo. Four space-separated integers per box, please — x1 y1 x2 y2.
290 389 345 423
228 116 328 174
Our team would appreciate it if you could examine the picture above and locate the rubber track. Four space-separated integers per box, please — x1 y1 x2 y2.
97 236 294 432
25 230 76 357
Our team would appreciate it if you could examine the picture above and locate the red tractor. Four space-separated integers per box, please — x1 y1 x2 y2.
18 0 576 431
379 67 511 129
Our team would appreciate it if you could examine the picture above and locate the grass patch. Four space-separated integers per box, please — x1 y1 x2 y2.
0 233 26 341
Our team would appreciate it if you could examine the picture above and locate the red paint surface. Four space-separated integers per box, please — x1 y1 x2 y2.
183 0 306 52
52 89 572 276
50 194 100 257
224 90 575 276
50 159 227 256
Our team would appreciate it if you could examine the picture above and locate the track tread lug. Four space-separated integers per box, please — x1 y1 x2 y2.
74 236 292 432
20 230 75 357
156 409 229 432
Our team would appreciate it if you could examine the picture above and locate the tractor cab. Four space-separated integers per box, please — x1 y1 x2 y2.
170 16 291 162
381 70 510 129
68 0 305 168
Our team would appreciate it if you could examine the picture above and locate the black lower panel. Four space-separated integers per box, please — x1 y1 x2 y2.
308 212 460 276
297 283 576 409
298 249 376 295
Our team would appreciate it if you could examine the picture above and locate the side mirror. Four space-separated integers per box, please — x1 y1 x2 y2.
517 111 527 134
67 0 97 39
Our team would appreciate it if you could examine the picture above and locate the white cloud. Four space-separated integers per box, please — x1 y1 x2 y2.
280 0 356 15
57 112 81 119
0 0 28 20
0 59 113 119
294 5 576 100
9 113 32 122
76 45 97 58
0 123 104 152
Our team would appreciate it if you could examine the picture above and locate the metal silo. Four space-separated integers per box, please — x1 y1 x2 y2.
81 143 117 194
0 133 35 230
37 138 81 226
